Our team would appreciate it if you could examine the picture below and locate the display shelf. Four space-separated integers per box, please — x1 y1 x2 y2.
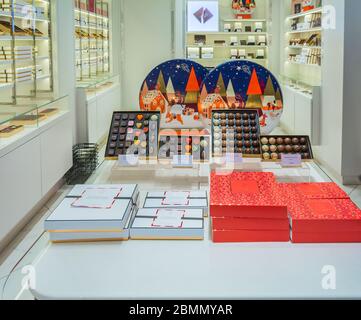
282 2 323 89
74 0 111 84
0 0 54 105
186 0 270 68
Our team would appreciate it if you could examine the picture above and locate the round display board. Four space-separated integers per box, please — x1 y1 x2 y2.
139 59 209 129
198 60 283 134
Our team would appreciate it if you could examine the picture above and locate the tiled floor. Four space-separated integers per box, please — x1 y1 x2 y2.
0 158 360 300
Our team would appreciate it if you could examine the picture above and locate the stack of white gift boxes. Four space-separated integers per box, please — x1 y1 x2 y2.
45 187 208 243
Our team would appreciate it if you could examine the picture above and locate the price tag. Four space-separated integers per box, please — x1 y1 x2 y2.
172 155 193 168
118 154 139 167
281 154 302 167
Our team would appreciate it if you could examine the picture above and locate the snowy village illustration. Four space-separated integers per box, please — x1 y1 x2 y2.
139 59 283 134
198 60 283 134
139 60 209 129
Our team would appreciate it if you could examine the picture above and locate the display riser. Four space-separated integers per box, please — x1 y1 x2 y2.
0 113 73 251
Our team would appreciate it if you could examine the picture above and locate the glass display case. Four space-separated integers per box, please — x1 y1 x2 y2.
0 95 69 146
74 0 110 84
76 73 118 100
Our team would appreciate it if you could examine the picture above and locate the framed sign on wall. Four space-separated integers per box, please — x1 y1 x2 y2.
187 1 219 32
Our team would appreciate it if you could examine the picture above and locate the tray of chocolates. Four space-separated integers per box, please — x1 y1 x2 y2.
158 129 210 162
211 110 261 158
0 125 24 138
260 135 314 161
105 111 160 160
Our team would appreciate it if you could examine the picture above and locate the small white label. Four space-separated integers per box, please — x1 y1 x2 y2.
118 154 139 167
172 155 193 168
281 153 302 167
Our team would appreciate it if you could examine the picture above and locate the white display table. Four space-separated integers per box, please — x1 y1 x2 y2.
3 161 361 300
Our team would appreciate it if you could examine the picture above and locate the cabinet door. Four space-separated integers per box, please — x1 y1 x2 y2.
0 138 42 243
281 86 295 134
294 93 312 136
41 115 73 194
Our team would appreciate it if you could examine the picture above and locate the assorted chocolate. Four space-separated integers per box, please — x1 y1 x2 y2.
10 114 46 125
0 125 24 138
260 135 313 161
158 130 210 162
105 111 160 159
211 110 261 157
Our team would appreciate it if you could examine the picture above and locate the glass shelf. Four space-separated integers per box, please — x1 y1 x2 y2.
74 0 111 84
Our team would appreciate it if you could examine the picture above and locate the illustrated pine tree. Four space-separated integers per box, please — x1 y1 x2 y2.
184 67 200 106
166 77 176 103
226 80 236 107
246 69 263 112
156 70 166 94
264 76 276 96
216 73 227 99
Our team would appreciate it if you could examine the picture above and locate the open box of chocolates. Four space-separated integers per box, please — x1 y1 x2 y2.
260 135 314 161
211 110 261 158
105 111 160 160
158 130 210 162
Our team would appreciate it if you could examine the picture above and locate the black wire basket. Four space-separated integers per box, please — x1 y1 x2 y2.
65 143 99 185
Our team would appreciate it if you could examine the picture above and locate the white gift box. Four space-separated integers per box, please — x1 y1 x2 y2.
130 208 204 240
144 191 208 216
255 22 263 32
234 22 243 32
201 47 214 59
256 49 265 58
247 36 256 45
230 36 238 46
239 49 246 58
224 23 232 32
187 47 200 59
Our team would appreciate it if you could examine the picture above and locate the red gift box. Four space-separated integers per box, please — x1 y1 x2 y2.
289 198 361 233
210 172 288 219
212 217 289 231
280 182 349 200
213 229 290 243
291 231 361 244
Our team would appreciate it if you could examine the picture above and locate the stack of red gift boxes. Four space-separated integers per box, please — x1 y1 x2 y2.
280 182 361 243
210 172 361 243
211 172 290 243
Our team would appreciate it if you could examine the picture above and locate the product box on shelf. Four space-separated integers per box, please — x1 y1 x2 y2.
143 191 208 216
210 172 288 219
105 111 161 160
130 208 204 240
212 110 261 158
45 185 139 243
260 135 314 161
0 125 24 138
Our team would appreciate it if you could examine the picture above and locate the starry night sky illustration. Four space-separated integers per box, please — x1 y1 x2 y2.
202 60 283 102
141 59 209 95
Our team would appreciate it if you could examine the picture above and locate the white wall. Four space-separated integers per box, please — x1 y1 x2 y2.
313 0 345 180
341 0 361 183
120 0 174 110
